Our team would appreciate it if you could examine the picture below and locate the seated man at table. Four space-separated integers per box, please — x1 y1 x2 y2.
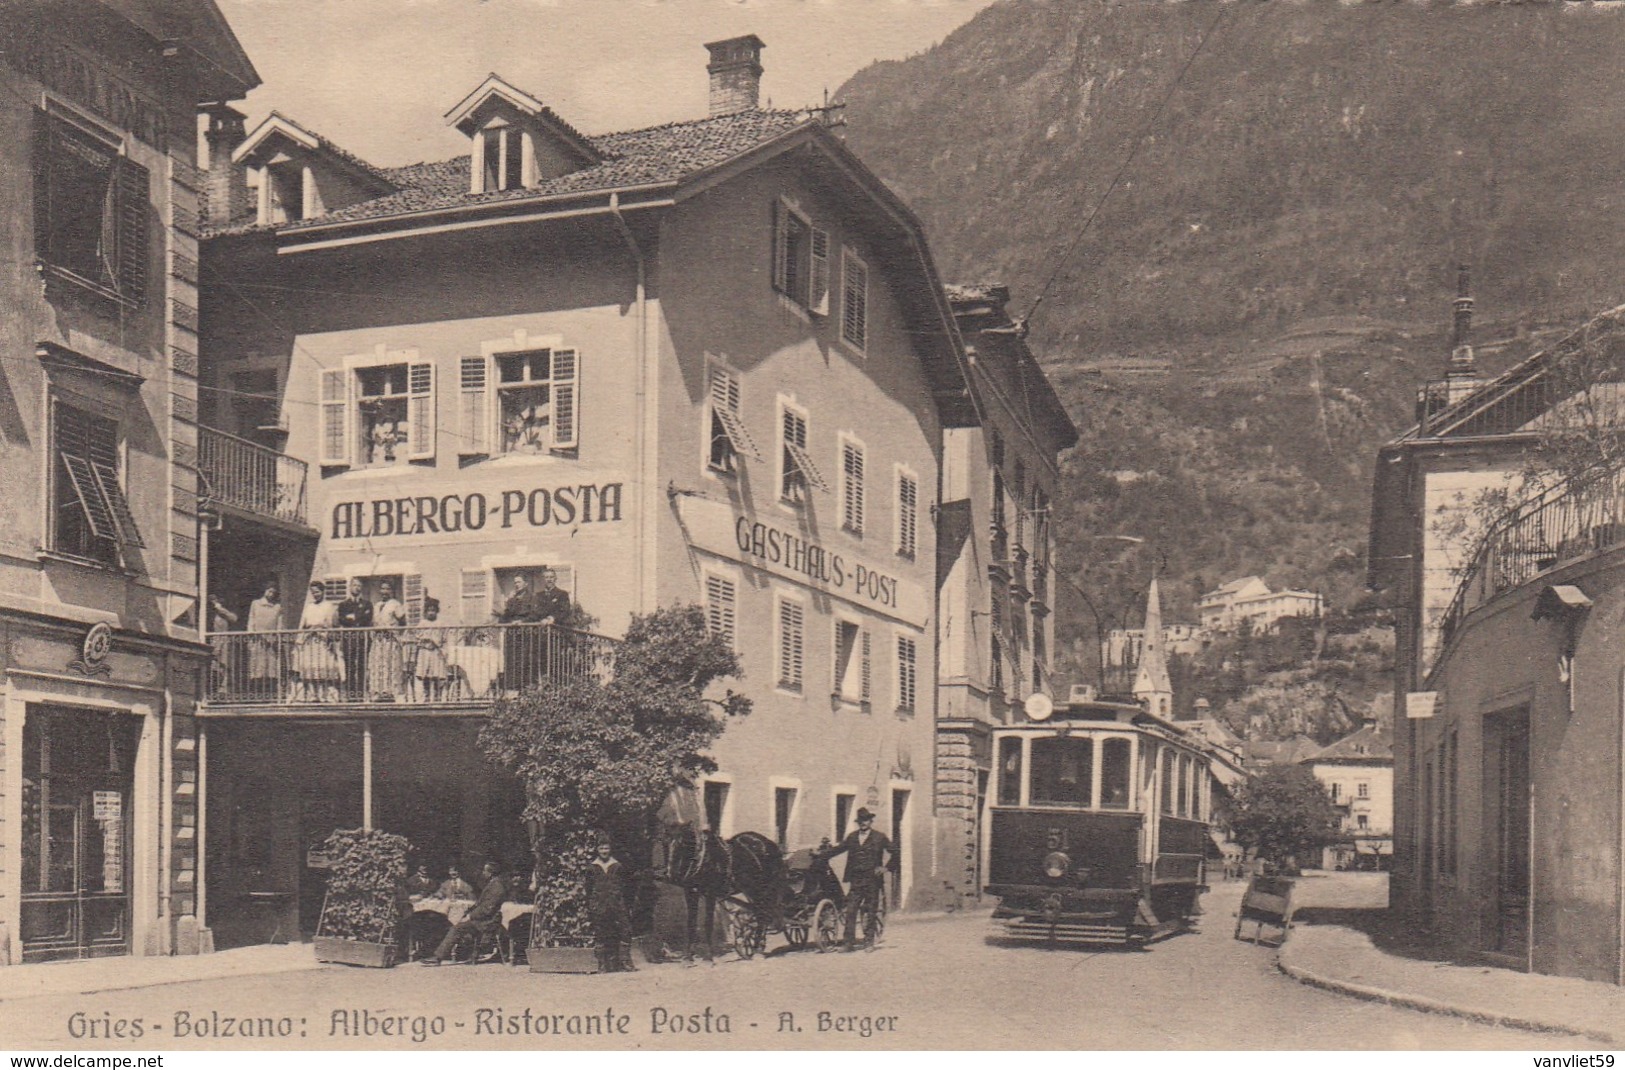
423 861 507 965
436 865 474 900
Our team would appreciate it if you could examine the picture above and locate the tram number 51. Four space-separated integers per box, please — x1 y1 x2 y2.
1046 828 1070 851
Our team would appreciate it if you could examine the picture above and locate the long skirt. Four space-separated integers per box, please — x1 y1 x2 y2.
367 635 404 697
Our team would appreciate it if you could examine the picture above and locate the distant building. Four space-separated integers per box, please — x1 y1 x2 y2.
1301 721 1392 871
1198 576 1322 634
1102 621 1208 672
1242 735 1322 772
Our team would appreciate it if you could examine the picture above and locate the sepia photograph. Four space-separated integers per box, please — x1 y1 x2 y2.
2 0 1625 1056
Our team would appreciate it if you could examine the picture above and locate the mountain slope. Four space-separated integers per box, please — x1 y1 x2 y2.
836 0 1625 633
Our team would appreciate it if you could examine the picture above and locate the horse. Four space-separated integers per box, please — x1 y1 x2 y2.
661 825 784 962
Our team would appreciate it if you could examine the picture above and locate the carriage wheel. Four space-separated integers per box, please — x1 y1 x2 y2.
785 923 809 949
723 901 763 960
813 899 841 953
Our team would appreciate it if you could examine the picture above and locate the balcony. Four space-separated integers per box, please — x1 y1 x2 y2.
1439 463 1625 651
204 622 617 710
198 426 309 529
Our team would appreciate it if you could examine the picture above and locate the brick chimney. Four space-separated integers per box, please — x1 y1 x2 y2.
704 35 764 117
1444 263 1483 405
203 103 249 227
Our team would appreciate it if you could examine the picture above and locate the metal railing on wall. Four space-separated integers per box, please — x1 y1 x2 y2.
198 426 309 527
205 621 618 706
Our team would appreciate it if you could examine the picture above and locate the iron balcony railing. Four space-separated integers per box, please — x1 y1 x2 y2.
1438 465 1625 650
206 621 617 707
198 426 309 527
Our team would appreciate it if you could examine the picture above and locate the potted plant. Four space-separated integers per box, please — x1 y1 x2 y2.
525 834 600 974
313 827 410 968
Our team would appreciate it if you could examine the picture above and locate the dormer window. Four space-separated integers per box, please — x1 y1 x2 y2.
481 121 525 193
234 113 397 228
266 161 305 223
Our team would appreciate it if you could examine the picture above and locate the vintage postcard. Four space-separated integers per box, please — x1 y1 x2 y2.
3 0 1624 1056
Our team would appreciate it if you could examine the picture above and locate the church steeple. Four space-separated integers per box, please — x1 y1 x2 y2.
1133 575 1173 719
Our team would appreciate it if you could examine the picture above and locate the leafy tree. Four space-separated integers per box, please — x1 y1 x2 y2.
1229 764 1342 871
476 605 749 942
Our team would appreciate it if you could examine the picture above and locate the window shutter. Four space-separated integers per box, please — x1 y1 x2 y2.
407 361 435 460
403 573 424 625
322 577 349 603
458 356 490 456
771 200 788 294
809 228 830 315
705 574 736 647
898 635 917 712
842 442 864 534
116 156 149 305
460 567 490 625
898 472 918 558
778 600 803 690
861 629 873 702
33 109 52 264
551 348 578 449
319 368 350 466
89 460 143 547
842 249 868 351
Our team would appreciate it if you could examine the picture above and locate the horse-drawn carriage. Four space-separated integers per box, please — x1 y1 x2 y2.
662 829 886 960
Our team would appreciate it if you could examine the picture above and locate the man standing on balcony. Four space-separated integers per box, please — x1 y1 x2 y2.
498 569 570 691
337 579 373 701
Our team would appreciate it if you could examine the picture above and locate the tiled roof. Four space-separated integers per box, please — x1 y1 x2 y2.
246 112 398 188
205 108 821 238
1308 723 1393 764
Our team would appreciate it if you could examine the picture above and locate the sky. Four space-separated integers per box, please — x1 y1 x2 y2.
215 0 1001 168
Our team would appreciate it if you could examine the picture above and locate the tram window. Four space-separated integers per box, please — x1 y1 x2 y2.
1161 750 1176 814
1030 737 1092 807
997 738 1023 807
1177 754 1191 817
1101 738 1131 809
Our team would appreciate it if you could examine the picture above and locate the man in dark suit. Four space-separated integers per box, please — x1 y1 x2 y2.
822 807 896 951
336 579 373 700
498 569 573 690
423 861 506 965
585 834 636 972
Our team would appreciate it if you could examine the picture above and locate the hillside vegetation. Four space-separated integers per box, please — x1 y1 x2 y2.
836 0 1625 712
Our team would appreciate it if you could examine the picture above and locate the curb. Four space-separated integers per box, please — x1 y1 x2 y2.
1276 951 1619 1045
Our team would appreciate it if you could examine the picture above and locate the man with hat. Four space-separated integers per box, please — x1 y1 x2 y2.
423 860 507 965
585 833 636 972
822 807 896 951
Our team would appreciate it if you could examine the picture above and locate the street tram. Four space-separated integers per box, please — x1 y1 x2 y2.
985 693 1213 945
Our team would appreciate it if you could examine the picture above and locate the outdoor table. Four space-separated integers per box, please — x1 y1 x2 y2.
500 902 534 928
412 897 476 925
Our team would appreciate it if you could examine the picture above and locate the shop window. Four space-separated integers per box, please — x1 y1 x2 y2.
895 634 918 714
771 200 828 315
704 573 737 648
707 364 759 472
52 401 141 565
896 469 918 559
779 403 826 502
840 247 868 352
1101 738 1131 809
997 737 1023 806
833 620 870 706
776 597 804 692
840 439 865 535
1030 737 1092 808
33 108 148 305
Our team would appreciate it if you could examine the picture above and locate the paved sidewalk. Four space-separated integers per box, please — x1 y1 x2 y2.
1274 873 1625 1043
0 944 320 1003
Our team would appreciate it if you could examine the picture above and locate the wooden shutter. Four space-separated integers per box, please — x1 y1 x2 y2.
771 200 788 294
777 599 804 690
33 109 51 262
407 361 435 460
842 442 864 534
459 356 490 456
551 348 578 449
709 366 760 461
318 368 350 466
116 156 149 305
861 628 872 703
460 567 490 625
89 460 143 547
898 472 918 558
322 577 349 603
898 635 917 711
705 574 736 647
842 248 868 351
809 228 830 315
403 573 424 625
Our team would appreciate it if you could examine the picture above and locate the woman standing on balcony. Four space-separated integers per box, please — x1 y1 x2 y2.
368 580 407 701
294 581 343 702
246 583 283 700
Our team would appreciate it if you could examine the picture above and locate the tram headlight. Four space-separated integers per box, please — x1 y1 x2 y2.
1043 850 1070 879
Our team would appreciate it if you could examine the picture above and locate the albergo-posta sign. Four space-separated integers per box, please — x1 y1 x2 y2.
331 482 624 539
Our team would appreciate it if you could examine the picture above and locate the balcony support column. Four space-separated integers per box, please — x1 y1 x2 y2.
362 720 373 831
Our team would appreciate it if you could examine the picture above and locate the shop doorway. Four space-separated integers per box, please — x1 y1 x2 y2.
1484 708 1531 960
20 707 140 962
890 787 910 907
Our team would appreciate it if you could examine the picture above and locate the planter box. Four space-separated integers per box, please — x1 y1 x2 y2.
529 945 599 974
314 936 398 968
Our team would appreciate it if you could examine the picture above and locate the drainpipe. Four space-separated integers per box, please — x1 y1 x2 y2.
610 193 653 615
159 684 173 954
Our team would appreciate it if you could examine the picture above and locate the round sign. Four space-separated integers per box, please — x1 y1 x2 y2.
1024 692 1054 721
82 622 113 668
